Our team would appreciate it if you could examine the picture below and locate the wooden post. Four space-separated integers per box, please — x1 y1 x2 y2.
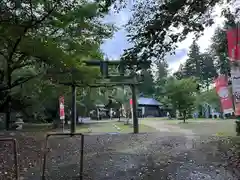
131 84 138 133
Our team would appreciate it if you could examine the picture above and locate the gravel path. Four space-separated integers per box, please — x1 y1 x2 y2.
20 133 239 180
0 123 240 180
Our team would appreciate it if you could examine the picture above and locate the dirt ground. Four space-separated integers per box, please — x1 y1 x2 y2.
0 130 240 180
0 120 240 180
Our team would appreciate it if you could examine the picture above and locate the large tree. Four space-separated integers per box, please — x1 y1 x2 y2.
174 41 217 89
138 69 155 97
165 77 198 123
210 8 239 76
0 0 117 129
200 53 217 89
154 60 169 105
182 40 202 78
122 0 229 65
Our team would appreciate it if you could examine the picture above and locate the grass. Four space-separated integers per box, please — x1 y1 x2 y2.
17 118 238 136
75 121 157 134
76 122 118 133
114 122 157 133
21 123 53 132
164 119 236 136
139 117 237 136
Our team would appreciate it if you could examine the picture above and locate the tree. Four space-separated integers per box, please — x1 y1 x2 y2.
122 0 226 65
138 69 155 96
200 53 217 89
195 89 221 113
209 8 239 77
154 60 169 104
183 40 202 78
174 41 217 89
155 60 168 81
0 0 117 129
165 77 198 123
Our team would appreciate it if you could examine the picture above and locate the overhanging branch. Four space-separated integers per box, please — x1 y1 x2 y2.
0 73 41 92
8 2 59 63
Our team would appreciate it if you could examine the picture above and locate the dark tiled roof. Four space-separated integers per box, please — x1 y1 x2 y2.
138 97 162 106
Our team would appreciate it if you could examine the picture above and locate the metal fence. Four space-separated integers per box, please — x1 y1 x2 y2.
0 138 19 180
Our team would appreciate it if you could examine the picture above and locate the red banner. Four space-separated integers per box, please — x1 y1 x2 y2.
214 75 233 114
59 96 65 120
130 98 132 105
227 28 240 61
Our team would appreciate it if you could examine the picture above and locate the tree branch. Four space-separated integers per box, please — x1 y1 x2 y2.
11 61 33 71
0 51 8 60
8 3 58 63
0 73 40 92
10 53 33 71
11 74 39 88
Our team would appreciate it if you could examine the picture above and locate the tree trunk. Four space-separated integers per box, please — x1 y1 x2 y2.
183 111 186 123
236 121 240 136
5 96 11 130
118 108 121 122
5 67 12 130
206 80 209 91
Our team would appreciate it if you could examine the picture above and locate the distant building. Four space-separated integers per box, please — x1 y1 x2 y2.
137 97 167 117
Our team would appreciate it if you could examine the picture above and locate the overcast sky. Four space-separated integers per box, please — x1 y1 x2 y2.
100 3 226 73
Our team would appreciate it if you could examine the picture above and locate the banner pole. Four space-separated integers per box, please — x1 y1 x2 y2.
236 22 240 135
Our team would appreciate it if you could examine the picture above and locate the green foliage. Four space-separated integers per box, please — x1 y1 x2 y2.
154 61 169 106
122 0 226 65
174 41 217 89
165 77 198 122
138 69 155 97
210 9 239 76
195 89 221 112
0 0 119 125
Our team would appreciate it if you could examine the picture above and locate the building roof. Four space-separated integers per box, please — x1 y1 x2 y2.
138 97 162 106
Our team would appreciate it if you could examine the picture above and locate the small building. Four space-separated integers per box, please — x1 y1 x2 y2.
137 97 166 117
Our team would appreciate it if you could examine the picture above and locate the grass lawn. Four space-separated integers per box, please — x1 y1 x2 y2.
19 118 237 136
114 122 157 133
76 122 117 133
165 119 236 136
76 121 157 134
140 117 237 136
20 123 53 132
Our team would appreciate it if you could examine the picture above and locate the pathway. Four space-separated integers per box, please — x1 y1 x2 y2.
1 120 239 180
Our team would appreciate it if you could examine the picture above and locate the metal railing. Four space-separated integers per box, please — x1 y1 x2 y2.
0 138 19 180
41 133 84 180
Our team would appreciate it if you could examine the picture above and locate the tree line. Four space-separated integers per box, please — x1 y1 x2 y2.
124 2 239 122
0 0 239 129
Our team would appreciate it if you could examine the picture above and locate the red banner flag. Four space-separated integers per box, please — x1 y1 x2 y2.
59 96 65 120
227 28 240 61
130 99 132 105
214 75 233 114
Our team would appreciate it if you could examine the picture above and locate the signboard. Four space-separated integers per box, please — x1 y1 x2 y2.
59 96 65 120
227 28 240 61
214 75 233 114
231 67 240 115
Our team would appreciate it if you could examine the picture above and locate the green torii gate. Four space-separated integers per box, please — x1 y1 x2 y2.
58 59 149 134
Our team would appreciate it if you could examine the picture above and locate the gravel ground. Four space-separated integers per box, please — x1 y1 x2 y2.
0 131 240 180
